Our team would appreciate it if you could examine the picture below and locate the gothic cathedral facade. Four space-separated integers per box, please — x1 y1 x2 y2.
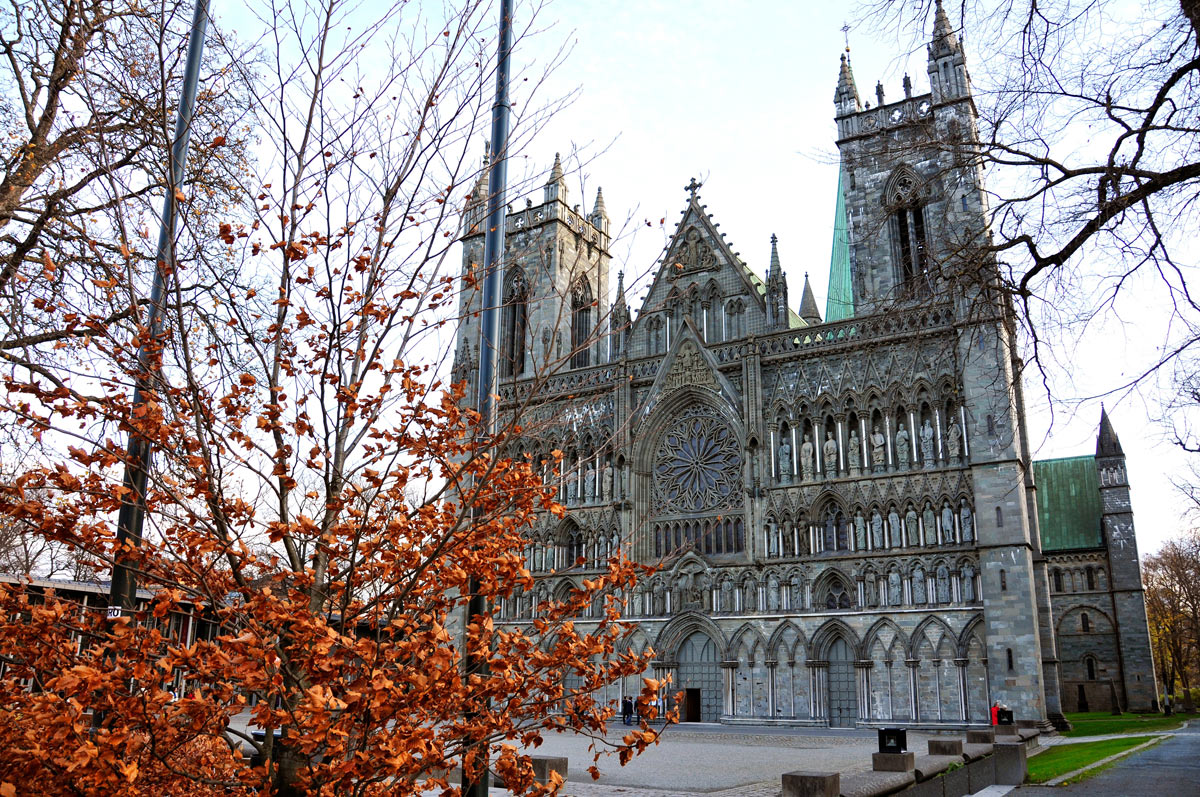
452 6 1157 728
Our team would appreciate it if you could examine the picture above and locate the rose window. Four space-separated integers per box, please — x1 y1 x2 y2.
653 406 742 514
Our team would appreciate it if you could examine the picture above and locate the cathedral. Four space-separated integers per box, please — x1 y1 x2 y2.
452 4 1157 729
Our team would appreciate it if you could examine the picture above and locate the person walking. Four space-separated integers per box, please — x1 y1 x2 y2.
621 696 633 726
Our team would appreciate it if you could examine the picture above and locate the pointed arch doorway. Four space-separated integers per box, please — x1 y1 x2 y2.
827 637 858 728
677 631 721 722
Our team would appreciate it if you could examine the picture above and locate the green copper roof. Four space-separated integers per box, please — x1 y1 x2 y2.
825 167 854 322
1034 455 1103 551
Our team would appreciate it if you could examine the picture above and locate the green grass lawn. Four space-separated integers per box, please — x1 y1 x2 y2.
1063 711 1199 737
1026 735 1158 784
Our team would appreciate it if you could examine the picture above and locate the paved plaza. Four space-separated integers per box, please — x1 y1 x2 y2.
509 724 934 796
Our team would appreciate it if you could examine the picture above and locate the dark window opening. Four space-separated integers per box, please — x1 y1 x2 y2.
571 278 593 369
1000 569 1008 591
1086 658 1096 681
995 506 1004 528
1053 568 1063 592
1086 567 1096 591
892 205 928 293
566 528 584 567
1081 612 1091 632
501 272 528 377
1006 648 1014 671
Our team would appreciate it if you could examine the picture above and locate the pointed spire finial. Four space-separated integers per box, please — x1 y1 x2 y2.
1097 404 1124 457
549 152 564 182
685 177 702 198
769 234 781 276
593 186 607 217
799 272 823 325
930 0 962 57
835 48 861 113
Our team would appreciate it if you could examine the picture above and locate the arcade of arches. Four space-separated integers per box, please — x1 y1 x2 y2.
608 613 991 727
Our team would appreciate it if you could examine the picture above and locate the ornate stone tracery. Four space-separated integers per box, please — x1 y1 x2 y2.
652 404 743 515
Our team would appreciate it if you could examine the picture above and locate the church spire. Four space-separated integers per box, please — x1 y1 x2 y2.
927 0 970 102
834 51 862 117
929 0 961 58
544 152 568 205
799 272 823 326
589 186 609 235
610 270 630 360
1097 405 1124 457
765 234 789 329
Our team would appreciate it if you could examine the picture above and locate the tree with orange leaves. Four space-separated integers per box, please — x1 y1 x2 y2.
0 1 660 794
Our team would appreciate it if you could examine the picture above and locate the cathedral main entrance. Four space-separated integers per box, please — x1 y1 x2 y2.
676 631 720 722
828 637 858 728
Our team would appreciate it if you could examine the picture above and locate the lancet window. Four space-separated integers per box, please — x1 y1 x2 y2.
501 268 528 377
570 277 593 369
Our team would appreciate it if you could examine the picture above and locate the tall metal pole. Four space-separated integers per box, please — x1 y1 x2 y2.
462 0 512 793
106 0 211 620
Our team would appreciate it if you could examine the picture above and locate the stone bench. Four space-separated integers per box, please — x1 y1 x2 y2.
996 724 1040 750
782 770 917 797
491 755 567 787
961 742 993 761
966 729 995 744
912 754 960 781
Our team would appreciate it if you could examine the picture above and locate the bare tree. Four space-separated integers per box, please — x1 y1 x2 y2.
862 1 1199 394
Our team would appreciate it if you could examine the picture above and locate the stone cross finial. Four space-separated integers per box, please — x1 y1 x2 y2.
685 177 702 197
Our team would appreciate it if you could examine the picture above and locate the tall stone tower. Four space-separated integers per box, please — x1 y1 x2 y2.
1095 410 1159 710
454 154 611 391
832 0 1053 718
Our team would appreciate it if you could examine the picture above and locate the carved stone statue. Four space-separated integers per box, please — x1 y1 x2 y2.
790 575 803 609
936 565 951 603
767 573 781 611
720 578 733 612
870 425 887 472
962 565 976 602
942 502 955 543
865 572 878 606
779 437 794 484
566 474 578 504
913 567 927 604
871 510 884 549
921 419 936 467
889 508 902 547
800 433 815 482
848 430 861 475
895 423 911 469
766 521 779 558
602 463 613 502
947 421 962 462
855 511 867 550
888 571 902 605
906 506 919 546
823 431 839 476
652 581 665 615
923 502 937 546
584 465 596 502
961 499 974 542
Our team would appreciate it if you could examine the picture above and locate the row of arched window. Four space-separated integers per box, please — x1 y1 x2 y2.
652 517 745 557
527 526 622 572
646 296 749 354
1051 564 1106 593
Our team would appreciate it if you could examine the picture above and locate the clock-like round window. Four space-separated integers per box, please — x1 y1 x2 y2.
652 405 743 514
